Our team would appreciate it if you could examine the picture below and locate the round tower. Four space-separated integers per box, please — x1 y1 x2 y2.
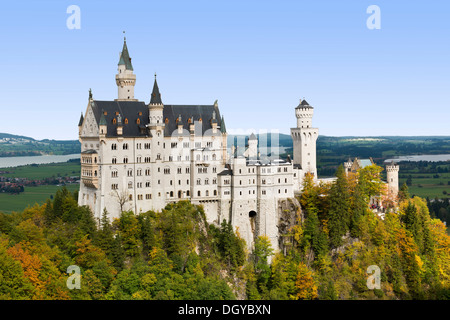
386 161 400 197
115 37 137 101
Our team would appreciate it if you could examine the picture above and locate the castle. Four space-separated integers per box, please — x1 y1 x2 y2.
77 38 398 251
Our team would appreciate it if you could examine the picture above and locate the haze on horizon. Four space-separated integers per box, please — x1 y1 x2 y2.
0 0 449 140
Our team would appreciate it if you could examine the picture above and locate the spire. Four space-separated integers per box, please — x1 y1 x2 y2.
150 74 163 105
220 116 226 133
118 35 133 71
78 113 84 127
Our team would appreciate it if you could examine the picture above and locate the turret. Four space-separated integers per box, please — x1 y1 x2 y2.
115 36 137 101
148 74 164 129
386 161 399 197
245 133 258 159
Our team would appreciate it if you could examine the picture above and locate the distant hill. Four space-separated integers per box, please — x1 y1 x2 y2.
0 132 35 141
0 133 80 157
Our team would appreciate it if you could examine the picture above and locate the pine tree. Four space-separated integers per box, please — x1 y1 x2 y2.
327 165 351 248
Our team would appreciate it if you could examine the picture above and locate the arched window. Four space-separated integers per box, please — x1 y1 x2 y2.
197 190 201 197
136 118 140 125
124 118 128 124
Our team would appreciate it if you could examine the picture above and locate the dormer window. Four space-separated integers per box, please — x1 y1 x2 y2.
124 118 128 124
113 118 117 124
136 118 141 125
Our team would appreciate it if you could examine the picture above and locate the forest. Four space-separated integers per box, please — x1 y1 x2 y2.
0 164 449 300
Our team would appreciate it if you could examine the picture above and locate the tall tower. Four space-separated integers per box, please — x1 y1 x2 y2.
386 161 400 197
290 99 319 178
115 36 137 101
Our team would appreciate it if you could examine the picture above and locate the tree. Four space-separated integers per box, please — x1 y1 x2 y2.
252 236 274 290
293 262 318 300
215 220 246 270
0 237 33 299
398 182 410 203
358 164 384 202
114 211 141 258
301 208 327 260
111 189 130 213
327 165 351 248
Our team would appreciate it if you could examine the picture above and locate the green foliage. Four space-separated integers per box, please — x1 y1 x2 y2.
327 165 351 248
211 220 246 271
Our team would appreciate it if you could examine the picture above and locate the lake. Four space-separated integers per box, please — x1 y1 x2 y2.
0 154 80 168
384 154 450 163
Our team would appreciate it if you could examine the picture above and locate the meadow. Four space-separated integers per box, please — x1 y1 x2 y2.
0 161 80 213
0 183 79 214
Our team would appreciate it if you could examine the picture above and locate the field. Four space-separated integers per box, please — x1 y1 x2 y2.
0 161 81 214
0 183 79 214
397 162 450 200
0 162 80 180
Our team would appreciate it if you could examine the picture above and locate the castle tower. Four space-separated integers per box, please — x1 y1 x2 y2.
344 158 353 176
290 99 319 178
386 161 400 197
115 37 137 101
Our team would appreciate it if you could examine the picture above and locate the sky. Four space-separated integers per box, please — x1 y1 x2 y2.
0 0 449 140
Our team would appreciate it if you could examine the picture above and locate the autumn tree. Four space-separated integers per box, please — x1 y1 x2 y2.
293 262 318 300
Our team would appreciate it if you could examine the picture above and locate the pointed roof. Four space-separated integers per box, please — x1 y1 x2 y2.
220 115 226 133
78 113 84 126
296 98 313 109
118 38 133 71
149 75 163 105
249 133 257 141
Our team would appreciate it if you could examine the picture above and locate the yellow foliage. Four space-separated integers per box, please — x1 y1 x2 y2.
293 262 318 300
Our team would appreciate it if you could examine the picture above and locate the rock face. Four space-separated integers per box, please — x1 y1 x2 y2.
277 197 303 255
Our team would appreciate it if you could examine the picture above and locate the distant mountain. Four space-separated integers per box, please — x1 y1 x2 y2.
0 133 80 157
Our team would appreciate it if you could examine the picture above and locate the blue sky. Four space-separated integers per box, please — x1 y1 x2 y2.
0 0 449 140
